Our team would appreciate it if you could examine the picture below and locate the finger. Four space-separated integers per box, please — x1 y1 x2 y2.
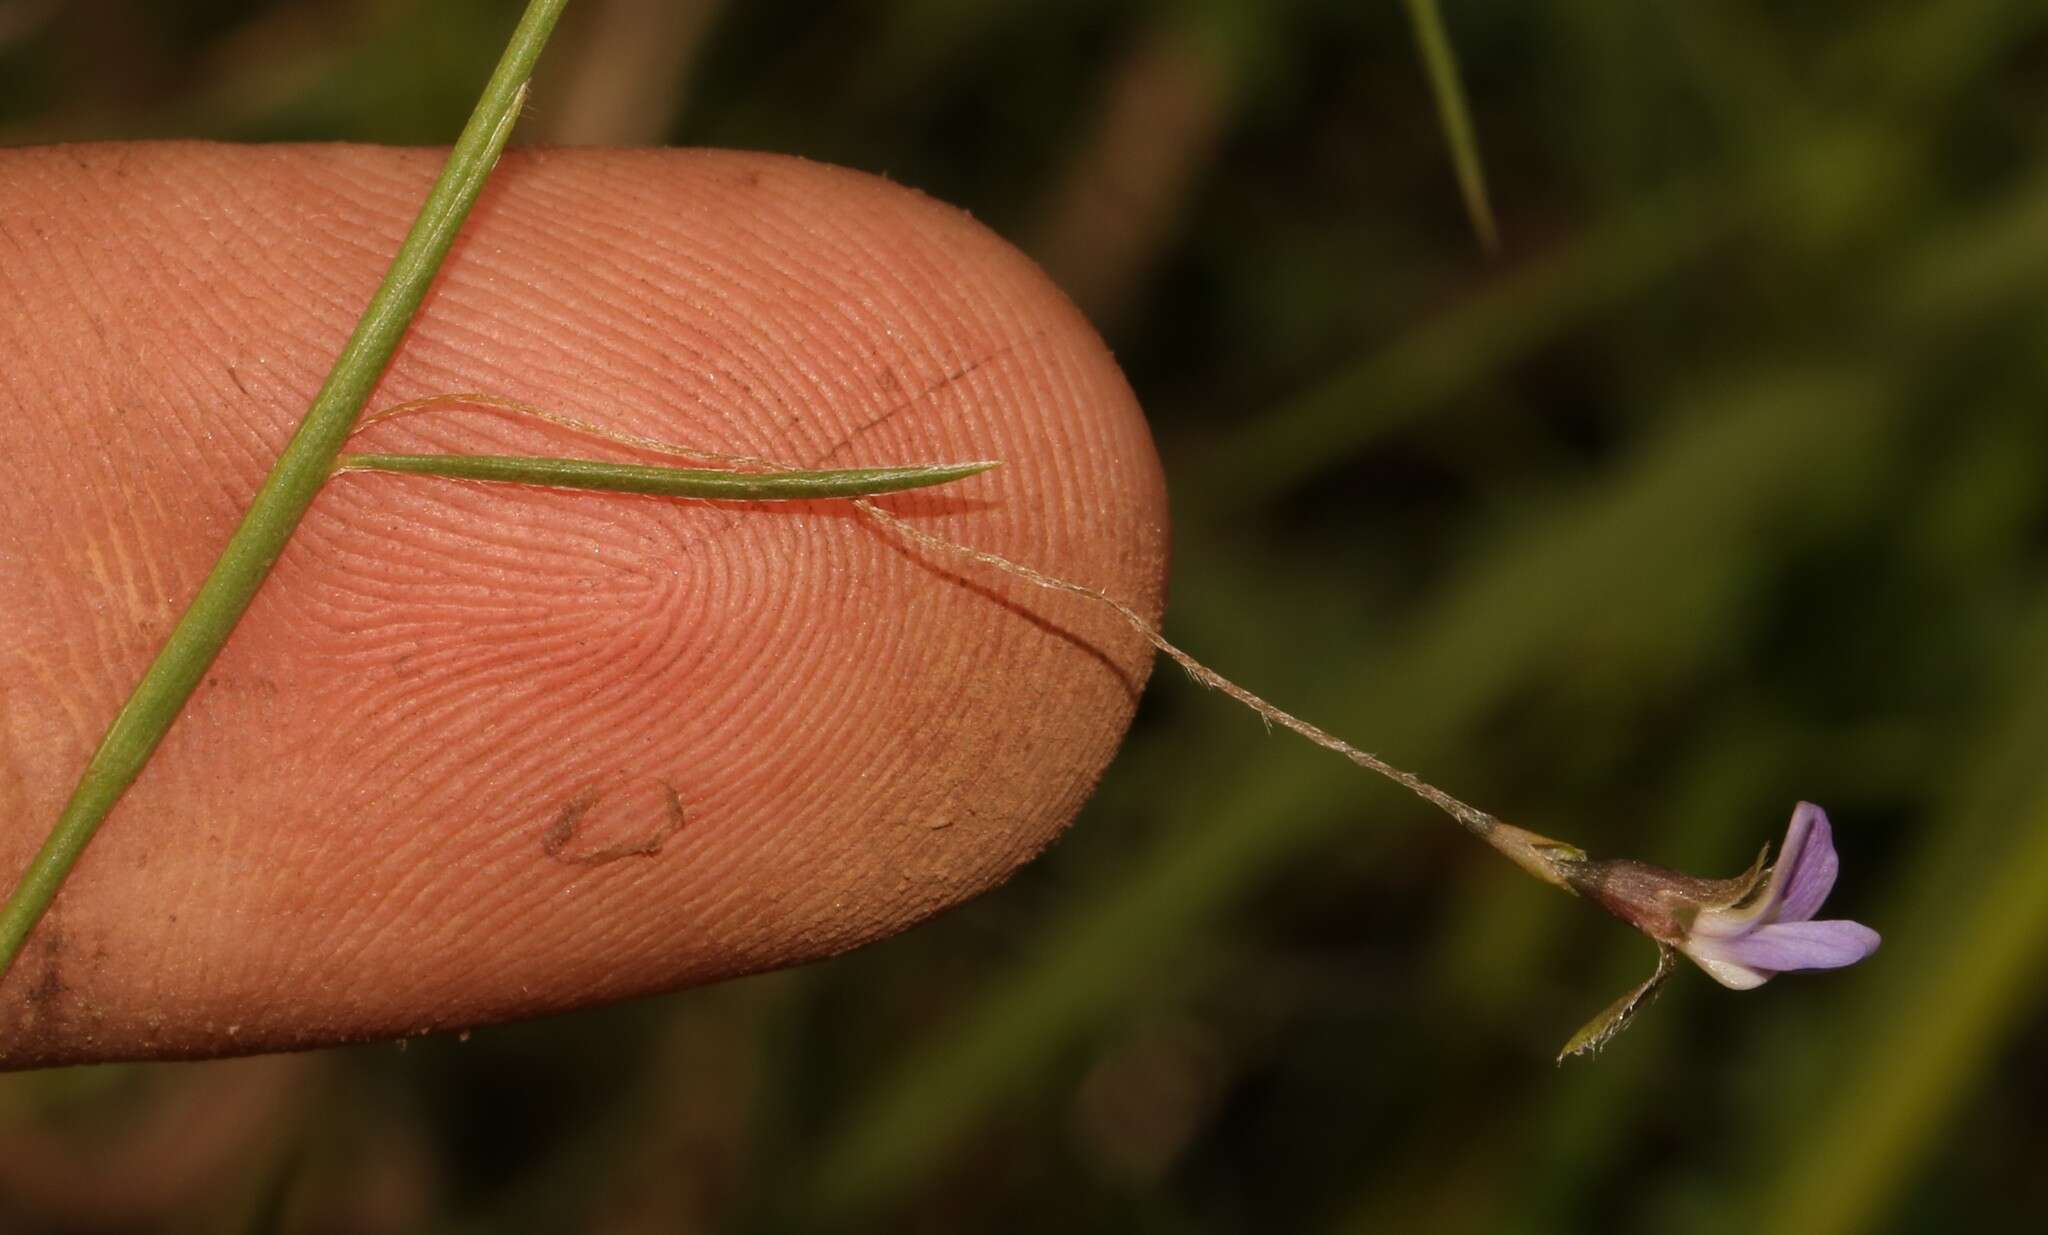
0 143 1166 1067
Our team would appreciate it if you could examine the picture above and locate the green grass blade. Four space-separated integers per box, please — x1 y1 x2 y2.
0 0 573 984
1401 0 1498 252
337 453 998 500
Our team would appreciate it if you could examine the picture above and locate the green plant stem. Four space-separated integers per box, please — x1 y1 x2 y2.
1401 0 1499 253
338 454 998 499
0 0 573 983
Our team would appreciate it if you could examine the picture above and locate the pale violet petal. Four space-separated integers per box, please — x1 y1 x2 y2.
1691 803 1836 939
1678 938 1772 990
1691 902 1763 940
1712 919 1881 973
1774 802 1840 922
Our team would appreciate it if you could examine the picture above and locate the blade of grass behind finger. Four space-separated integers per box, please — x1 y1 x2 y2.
1401 0 1498 252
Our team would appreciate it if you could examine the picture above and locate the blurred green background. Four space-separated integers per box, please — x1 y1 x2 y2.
5 1 2048 1231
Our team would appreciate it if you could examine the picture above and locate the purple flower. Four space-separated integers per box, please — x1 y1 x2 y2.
1676 802 1881 989
1557 802 1880 1058
1576 801 1880 988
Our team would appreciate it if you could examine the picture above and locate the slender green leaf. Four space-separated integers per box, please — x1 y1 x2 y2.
0 0 574 982
1402 0 1498 252
338 453 997 500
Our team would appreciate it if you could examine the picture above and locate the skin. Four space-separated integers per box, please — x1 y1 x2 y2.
0 144 1168 1068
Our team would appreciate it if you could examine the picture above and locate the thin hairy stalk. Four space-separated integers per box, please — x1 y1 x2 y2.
851 500 1581 889
352 391 1584 892
0 0 574 982
335 452 997 500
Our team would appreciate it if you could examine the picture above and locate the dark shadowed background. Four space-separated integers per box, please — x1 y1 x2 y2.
3 1 2046 1231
